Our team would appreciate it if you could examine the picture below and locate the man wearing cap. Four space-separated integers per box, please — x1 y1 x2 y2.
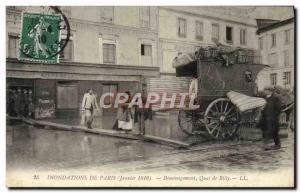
259 88 282 150
81 88 99 129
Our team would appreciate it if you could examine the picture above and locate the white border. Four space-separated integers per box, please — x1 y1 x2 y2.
0 1 298 193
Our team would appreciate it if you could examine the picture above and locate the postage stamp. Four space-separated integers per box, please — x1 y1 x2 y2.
19 12 61 63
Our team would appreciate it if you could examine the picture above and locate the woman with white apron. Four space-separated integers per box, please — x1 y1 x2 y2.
117 91 133 131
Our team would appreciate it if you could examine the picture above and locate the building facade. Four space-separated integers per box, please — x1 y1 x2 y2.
157 6 258 76
6 6 160 118
7 6 293 119
256 18 295 91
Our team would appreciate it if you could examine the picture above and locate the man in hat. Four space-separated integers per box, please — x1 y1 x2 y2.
81 88 99 129
259 87 282 150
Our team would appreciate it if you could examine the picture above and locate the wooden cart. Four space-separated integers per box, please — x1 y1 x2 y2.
173 45 267 140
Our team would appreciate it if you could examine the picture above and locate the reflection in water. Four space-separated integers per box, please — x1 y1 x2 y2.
145 111 193 141
6 123 294 174
47 111 200 142
6 124 173 171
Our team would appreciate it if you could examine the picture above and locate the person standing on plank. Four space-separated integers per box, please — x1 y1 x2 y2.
81 88 99 129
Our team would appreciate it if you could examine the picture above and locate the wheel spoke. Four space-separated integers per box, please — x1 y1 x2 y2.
227 111 238 118
214 104 219 112
208 121 219 127
223 125 232 136
209 123 220 134
224 101 229 113
225 107 234 115
220 101 223 112
207 115 219 120
215 125 221 138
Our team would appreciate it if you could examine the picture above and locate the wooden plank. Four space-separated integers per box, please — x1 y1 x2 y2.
143 135 190 148
33 120 73 131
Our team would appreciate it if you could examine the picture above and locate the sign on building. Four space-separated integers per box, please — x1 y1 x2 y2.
19 12 61 63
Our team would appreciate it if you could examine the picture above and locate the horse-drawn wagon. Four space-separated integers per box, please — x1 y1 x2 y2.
171 45 268 140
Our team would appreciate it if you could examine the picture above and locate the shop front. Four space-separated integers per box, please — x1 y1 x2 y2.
6 58 159 119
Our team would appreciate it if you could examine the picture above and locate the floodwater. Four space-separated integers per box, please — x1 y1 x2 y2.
7 122 294 174
47 111 263 143
46 112 195 141
6 123 177 172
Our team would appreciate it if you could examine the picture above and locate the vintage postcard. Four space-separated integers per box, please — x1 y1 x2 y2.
6 6 295 188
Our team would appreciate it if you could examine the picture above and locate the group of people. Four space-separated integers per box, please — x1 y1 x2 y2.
7 88 35 118
81 88 149 132
81 89 133 130
6 86 285 150
81 88 134 130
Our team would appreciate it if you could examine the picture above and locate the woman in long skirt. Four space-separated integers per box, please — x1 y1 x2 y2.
117 91 133 131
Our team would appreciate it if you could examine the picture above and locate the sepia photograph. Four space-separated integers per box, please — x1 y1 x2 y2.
5 5 295 188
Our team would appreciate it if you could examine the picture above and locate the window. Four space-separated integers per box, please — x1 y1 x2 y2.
268 53 278 67
259 37 263 50
211 23 219 42
195 21 203 41
8 35 19 58
141 44 152 56
285 29 290 44
57 83 78 109
271 33 276 47
103 43 116 64
283 50 289 66
240 28 247 45
100 6 114 23
178 18 187 38
139 7 150 28
141 44 152 66
59 39 73 60
226 26 233 43
283 72 291 85
270 73 277 86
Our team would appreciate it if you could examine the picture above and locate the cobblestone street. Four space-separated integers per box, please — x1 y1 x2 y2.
6 122 294 174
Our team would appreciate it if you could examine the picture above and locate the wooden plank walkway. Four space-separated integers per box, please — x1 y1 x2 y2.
20 118 192 148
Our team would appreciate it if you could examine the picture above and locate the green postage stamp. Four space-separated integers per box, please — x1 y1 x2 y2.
19 12 61 63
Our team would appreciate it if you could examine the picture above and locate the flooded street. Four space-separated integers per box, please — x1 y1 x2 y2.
7 122 294 174
6 123 176 171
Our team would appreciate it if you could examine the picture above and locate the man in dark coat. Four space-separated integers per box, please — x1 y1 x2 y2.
259 88 282 150
14 88 22 117
22 89 29 117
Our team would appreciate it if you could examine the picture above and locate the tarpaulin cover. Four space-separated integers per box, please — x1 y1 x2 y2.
227 91 266 112
172 52 197 68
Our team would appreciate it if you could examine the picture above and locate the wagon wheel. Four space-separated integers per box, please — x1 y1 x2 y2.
178 110 202 136
204 98 240 140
